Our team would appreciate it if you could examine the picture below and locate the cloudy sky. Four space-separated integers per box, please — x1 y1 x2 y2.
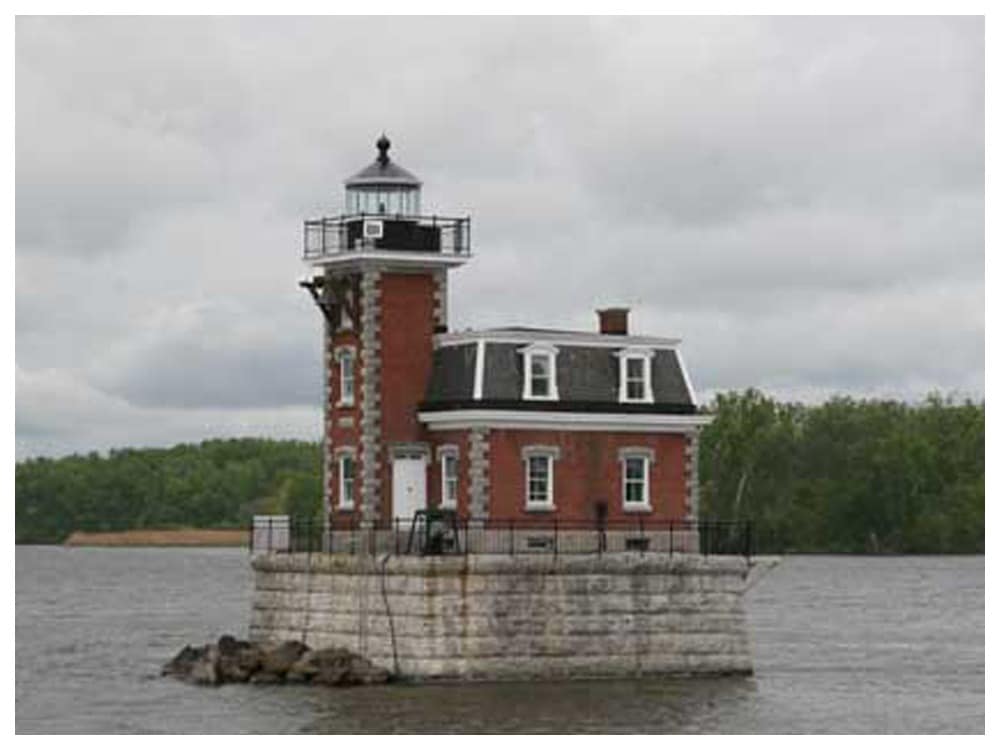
15 16 984 459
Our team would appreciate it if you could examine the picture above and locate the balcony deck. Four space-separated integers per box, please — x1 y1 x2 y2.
303 213 471 264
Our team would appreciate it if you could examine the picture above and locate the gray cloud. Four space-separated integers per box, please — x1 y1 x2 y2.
15 16 984 459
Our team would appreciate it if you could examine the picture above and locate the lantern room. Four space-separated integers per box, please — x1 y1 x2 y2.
303 135 470 264
344 134 422 216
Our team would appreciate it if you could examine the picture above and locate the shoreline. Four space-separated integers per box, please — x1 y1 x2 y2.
61 528 249 547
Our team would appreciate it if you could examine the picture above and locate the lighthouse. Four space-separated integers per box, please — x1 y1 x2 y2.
252 138 755 682
301 135 471 525
302 136 708 541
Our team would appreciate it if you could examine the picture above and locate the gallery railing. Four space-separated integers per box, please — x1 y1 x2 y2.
303 213 471 260
250 515 754 560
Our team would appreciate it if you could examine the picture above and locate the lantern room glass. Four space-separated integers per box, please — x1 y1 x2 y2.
346 186 421 216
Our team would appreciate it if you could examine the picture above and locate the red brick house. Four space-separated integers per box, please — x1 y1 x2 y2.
301 137 710 533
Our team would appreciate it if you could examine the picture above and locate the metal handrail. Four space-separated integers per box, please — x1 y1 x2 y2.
303 213 472 259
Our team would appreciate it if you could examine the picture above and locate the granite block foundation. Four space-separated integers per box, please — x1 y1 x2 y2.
249 552 757 681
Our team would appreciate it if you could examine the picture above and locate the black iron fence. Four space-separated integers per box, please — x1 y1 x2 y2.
250 515 754 560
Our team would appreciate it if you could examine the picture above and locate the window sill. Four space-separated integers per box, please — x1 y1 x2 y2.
623 504 653 514
524 504 557 513
336 505 355 513
335 402 356 410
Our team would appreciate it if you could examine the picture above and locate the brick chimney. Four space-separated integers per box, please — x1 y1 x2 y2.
597 307 629 335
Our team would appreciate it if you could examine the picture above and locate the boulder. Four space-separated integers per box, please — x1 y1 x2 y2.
249 670 284 684
217 634 251 655
162 637 388 687
299 647 390 686
187 645 220 686
160 644 206 679
216 635 262 682
259 640 310 678
295 647 353 686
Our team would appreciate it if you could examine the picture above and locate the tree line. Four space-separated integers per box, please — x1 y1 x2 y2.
699 390 984 553
15 438 322 544
15 391 984 552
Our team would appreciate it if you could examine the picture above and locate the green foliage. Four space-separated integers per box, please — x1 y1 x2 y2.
15 438 321 544
699 390 984 554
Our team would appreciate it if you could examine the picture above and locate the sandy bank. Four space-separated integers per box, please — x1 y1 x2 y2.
64 528 249 547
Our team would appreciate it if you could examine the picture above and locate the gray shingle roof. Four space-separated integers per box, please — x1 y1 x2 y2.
423 342 696 413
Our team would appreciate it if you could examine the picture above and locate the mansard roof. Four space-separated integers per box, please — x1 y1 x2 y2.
421 337 698 415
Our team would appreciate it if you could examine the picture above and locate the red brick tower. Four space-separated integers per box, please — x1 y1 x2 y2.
301 136 470 525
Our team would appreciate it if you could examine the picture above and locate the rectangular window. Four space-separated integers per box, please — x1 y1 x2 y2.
339 455 355 510
529 354 552 398
339 351 355 406
526 455 553 507
441 453 458 509
625 357 647 401
623 456 649 508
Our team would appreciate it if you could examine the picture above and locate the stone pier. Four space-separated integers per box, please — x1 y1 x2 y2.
249 553 757 681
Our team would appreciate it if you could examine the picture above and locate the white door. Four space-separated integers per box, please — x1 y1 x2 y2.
392 456 427 522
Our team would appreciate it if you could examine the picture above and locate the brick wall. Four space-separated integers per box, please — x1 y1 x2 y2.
377 272 437 522
487 429 688 521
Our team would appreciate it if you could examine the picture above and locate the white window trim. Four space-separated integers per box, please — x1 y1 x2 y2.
522 445 560 511
617 347 654 404
675 349 698 407
437 445 459 509
335 447 357 511
472 339 486 400
619 447 654 512
519 343 560 401
335 346 356 408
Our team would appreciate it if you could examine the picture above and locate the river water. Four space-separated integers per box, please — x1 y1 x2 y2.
14 548 984 733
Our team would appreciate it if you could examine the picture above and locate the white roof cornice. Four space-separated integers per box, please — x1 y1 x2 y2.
305 252 470 271
435 329 681 350
418 409 712 433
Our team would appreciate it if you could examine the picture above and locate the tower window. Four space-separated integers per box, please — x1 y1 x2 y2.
337 452 356 511
337 349 355 407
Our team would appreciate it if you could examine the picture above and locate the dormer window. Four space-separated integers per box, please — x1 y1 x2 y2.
618 348 654 403
520 344 559 401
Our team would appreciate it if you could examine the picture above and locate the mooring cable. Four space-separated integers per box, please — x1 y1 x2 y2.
378 552 401 678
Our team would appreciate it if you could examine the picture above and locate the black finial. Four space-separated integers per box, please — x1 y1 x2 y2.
376 133 390 166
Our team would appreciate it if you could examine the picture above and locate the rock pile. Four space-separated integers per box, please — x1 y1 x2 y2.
162 635 392 687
